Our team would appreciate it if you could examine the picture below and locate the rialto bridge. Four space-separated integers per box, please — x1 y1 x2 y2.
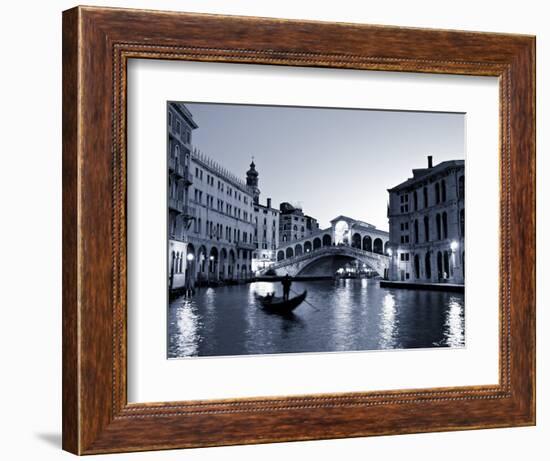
261 216 390 277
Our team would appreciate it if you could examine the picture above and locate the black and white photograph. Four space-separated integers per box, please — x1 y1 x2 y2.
167 102 466 358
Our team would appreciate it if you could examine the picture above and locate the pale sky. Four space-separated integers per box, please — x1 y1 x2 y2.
182 102 465 231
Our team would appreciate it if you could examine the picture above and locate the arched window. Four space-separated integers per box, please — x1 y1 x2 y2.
174 144 180 162
441 179 447 202
436 213 442 240
423 186 428 208
313 238 321 250
435 182 440 204
322 234 332 247
413 190 418 211
442 212 448 238
425 252 432 279
459 175 465 199
414 219 419 243
304 241 312 253
295 244 303 256
363 236 372 252
460 209 465 236
437 251 443 279
352 233 361 249
414 254 420 279
424 216 430 242
293 225 297 231
443 251 450 278
286 247 294 258
277 250 285 261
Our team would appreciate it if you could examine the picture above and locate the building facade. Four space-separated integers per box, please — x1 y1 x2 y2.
168 103 197 291
168 103 258 291
278 202 320 244
386 156 465 284
245 161 281 273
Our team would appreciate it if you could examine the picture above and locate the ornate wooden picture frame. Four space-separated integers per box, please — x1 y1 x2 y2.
62 6 535 455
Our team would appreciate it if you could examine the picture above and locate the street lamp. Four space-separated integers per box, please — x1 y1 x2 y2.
450 240 459 252
208 255 215 285
185 253 194 297
387 248 393 256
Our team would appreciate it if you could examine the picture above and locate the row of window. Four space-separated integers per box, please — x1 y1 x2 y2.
168 111 191 144
401 208 464 244
398 175 465 214
192 189 253 223
193 167 250 205
254 207 278 217
282 224 306 232
192 217 252 245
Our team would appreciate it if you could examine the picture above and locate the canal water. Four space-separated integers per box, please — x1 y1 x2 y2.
168 279 465 358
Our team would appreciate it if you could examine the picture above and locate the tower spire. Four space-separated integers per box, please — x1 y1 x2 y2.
246 156 260 203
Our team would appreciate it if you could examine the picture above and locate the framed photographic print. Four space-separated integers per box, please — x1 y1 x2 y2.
62 6 535 455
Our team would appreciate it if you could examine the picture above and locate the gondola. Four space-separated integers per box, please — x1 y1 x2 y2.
256 290 308 314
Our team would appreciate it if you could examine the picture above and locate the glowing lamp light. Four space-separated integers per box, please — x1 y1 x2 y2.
387 248 393 256
450 240 459 252
186 253 194 261
209 255 215 261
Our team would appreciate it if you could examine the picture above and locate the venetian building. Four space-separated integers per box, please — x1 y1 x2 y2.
167 103 197 291
278 202 320 245
246 161 280 273
168 103 258 291
387 156 465 284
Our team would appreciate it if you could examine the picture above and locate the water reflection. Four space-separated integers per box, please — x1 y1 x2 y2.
168 279 465 358
379 293 397 349
444 298 465 348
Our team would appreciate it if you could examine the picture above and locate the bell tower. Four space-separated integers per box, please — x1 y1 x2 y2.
246 158 260 204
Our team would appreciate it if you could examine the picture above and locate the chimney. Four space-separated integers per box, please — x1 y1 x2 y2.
428 155 433 168
267 198 272 208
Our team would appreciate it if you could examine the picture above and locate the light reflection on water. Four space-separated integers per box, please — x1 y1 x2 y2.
168 279 465 358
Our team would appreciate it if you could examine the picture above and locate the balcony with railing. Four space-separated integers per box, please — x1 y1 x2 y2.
168 157 186 178
168 197 185 213
237 241 256 251
182 205 196 219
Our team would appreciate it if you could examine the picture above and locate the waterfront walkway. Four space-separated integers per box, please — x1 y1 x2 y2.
380 280 464 293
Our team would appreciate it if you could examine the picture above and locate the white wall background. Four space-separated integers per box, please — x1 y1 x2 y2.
0 1 546 459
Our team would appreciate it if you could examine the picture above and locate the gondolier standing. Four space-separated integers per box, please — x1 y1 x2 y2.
282 273 292 301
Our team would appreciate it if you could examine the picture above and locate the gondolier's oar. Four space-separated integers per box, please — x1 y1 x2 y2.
290 288 321 312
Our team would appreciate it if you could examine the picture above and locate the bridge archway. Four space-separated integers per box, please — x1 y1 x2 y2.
298 254 382 277
277 250 284 261
322 234 332 247
295 243 303 256
313 237 321 250
363 235 372 252
334 220 349 245
352 232 362 249
373 238 383 254
304 241 312 253
286 247 294 258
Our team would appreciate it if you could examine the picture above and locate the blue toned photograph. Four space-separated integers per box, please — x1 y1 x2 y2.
167 102 465 358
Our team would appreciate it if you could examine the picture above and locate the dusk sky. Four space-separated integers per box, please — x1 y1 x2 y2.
183 102 465 231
